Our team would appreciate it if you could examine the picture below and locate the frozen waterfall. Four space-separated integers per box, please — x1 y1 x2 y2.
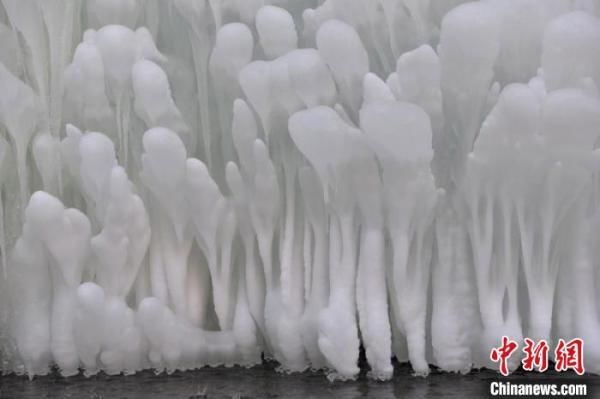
0 0 600 381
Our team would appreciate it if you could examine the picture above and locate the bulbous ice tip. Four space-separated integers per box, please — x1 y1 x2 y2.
397 44 438 70
441 1 499 39
542 88 600 150
108 166 130 196
142 127 185 155
252 138 269 161
473 83 541 154
438 1 500 68
80 132 116 163
77 282 105 308
225 161 245 201
26 191 64 225
141 127 188 191
132 59 170 96
256 5 297 59
82 29 96 44
186 157 210 179
225 161 240 180
316 20 364 63
498 84 539 115
65 124 82 138
362 73 395 105
214 23 254 59
72 42 103 68
135 27 166 63
232 98 257 137
138 297 164 323
233 98 248 114
95 24 135 46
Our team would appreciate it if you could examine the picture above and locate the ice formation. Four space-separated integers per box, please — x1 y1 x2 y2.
0 0 600 381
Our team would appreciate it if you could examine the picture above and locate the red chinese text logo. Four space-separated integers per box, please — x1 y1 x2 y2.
555 338 584 375
522 338 549 372
490 337 585 376
490 336 519 376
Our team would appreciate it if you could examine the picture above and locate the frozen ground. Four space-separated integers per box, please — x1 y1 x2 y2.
1 362 597 399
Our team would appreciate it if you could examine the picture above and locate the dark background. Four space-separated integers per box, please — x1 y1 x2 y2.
1 360 597 399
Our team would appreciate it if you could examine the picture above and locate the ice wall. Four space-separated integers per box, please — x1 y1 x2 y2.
0 0 600 380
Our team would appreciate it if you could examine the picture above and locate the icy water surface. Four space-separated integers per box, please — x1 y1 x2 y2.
1 361 598 398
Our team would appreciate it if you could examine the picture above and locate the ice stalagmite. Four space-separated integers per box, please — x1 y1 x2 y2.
360 98 439 375
316 20 368 118
290 106 363 379
132 59 191 153
140 127 191 317
64 42 116 138
298 167 328 370
0 64 42 208
209 23 254 167
13 192 91 376
91 165 150 299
